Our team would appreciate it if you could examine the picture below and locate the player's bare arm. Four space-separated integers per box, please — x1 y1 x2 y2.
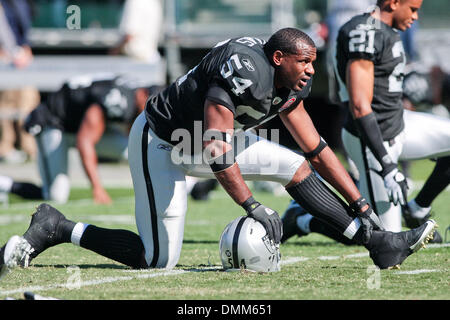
77 103 112 204
347 59 374 118
203 99 252 205
280 101 363 204
203 99 282 244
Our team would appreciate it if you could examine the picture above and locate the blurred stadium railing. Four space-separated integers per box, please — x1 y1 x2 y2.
0 0 447 89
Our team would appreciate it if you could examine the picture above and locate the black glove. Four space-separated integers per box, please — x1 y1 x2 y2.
350 197 384 244
241 196 282 244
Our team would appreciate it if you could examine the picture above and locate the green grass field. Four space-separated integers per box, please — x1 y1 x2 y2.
0 159 448 301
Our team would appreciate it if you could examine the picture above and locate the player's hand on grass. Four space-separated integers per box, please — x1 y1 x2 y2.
93 187 112 205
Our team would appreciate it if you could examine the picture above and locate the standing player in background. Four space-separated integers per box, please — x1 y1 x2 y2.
0 74 154 204
0 29 437 278
338 0 449 235
282 0 449 244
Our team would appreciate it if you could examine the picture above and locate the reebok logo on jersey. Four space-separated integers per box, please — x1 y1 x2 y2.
278 97 296 112
157 143 173 152
265 208 274 215
242 59 255 72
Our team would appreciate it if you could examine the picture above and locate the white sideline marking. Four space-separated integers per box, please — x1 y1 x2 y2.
318 252 369 261
1 196 134 211
318 255 340 260
0 269 186 296
395 269 439 275
0 214 212 226
281 257 310 264
427 243 450 248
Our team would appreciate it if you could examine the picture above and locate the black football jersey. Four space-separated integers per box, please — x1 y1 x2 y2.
402 71 433 105
335 13 407 140
145 37 312 146
45 74 138 133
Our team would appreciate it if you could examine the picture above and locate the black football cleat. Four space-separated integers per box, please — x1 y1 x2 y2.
0 204 72 279
402 205 442 243
281 201 309 243
366 220 437 269
21 203 73 262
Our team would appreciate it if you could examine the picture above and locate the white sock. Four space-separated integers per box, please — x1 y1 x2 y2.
185 176 198 194
343 218 362 240
408 199 431 219
296 213 313 234
0 176 13 193
71 222 90 246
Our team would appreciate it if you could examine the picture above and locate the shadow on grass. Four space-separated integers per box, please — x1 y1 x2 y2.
183 239 219 244
284 240 357 247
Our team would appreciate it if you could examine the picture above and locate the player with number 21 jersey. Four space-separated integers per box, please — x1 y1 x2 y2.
336 13 406 140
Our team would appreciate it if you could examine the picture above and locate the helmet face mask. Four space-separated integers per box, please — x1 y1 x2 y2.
219 216 281 272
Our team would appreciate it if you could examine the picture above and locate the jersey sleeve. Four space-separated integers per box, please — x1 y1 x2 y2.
206 85 237 114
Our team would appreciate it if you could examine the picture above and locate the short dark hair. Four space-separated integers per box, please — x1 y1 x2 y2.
264 27 316 58
376 0 406 7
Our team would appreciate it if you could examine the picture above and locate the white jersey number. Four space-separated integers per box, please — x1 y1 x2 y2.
220 54 253 96
349 29 375 54
388 41 406 93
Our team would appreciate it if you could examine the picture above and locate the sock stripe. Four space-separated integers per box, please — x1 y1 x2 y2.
343 218 361 239
71 222 89 246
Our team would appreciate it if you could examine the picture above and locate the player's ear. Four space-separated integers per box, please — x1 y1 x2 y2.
389 0 401 11
272 50 284 66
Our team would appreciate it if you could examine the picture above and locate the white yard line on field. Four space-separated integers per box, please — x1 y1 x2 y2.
0 269 187 296
1 243 448 298
1 196 135 211
395 269 440 275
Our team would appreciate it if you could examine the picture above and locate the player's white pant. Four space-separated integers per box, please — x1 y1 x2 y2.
36 126 128 203
128 112 306 269
342 109 450 232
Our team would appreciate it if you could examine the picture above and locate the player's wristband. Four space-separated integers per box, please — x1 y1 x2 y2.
209 149 236 172
349 197 368 213
241 196 259 212
204 130 236 173
303 137 328 158
355 112 395 176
